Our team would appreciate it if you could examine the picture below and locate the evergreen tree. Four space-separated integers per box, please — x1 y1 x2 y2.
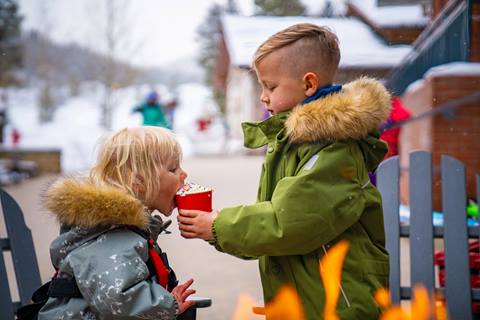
254 0 305 16
226 0 239 14
196 4 224 111
0 0 22 86
196 4 222 80
321 1 334 17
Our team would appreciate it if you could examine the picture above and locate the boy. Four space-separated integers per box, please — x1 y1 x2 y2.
178 23 391 319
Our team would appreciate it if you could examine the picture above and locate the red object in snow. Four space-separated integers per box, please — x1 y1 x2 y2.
380 97 412 159
11 128 21 147
197 118 212 132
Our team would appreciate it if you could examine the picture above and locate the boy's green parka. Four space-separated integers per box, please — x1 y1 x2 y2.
210 78 391 319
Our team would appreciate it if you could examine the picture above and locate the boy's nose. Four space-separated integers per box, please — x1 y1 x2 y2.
260 92 269 104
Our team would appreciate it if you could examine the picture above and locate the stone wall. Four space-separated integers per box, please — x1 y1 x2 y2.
0 148 61 174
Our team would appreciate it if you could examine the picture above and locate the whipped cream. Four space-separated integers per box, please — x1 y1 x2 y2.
176 182 212 196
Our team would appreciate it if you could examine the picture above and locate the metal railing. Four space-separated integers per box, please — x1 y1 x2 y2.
386 0 471 95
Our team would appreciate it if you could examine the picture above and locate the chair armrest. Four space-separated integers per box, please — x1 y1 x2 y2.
186 296 212 308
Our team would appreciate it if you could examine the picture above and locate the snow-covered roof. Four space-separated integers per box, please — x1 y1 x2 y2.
349 0 428 28
222 14 412 68
403 62 480 96
425 62 480 78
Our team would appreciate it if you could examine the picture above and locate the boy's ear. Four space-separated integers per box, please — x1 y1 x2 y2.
302 72 319 97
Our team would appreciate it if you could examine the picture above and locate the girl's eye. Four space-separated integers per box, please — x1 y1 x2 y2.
169 167 178 173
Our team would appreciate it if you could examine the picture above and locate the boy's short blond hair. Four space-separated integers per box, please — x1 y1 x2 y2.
253 23 340 82
89 126 182 205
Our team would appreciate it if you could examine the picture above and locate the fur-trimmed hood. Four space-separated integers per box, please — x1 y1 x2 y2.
285 77 391 144
45 178 149 229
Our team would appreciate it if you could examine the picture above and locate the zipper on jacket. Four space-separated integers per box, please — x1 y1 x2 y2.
321 245 351 308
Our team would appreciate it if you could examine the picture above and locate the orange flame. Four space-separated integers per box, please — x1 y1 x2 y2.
434 294 447 320
374 288 392 310
379 306 411 320
263 286 305 320
233 294 256 320
411 285 432 319
375 285 447 320
319 241 350 320
234 237 448 320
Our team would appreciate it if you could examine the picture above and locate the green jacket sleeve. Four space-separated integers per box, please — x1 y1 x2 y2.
213 142 368 258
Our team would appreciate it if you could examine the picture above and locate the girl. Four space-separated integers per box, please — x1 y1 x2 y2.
39 127 195 319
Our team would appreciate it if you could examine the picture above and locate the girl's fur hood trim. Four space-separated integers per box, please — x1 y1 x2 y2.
285 77 391 143
45 178 149 229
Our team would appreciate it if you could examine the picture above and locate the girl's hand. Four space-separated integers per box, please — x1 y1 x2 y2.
178 209 218 241
171 278 196 314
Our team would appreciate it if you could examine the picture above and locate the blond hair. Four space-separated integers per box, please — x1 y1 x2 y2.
89 127 182 205
253 23 340 82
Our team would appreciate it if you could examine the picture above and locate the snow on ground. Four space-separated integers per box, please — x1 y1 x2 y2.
3 81 226 173
174 83 228 156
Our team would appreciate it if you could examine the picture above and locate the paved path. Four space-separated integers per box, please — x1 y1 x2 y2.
3 156 266 320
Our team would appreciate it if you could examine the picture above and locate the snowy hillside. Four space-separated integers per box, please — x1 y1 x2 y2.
3 82 227 173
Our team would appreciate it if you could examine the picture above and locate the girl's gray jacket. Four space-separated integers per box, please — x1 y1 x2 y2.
38 178 179 319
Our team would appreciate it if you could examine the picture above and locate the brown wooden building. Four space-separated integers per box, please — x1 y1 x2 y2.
386 0 480 209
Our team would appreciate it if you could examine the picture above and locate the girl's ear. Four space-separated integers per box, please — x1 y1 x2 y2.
302 72 319 97
133 174 146 197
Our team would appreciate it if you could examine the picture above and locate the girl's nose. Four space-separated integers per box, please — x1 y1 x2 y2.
180 169 188 182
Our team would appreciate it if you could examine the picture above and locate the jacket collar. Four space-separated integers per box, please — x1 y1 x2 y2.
45 178 149 229
242 77 390 148
242 111 290 148
302 84 342 104
285 77 391 144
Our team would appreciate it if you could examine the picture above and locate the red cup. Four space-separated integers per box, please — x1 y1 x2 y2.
175 190 212 212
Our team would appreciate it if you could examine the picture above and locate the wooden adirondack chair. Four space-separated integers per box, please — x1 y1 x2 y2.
0 188 42 319
377 151 480 319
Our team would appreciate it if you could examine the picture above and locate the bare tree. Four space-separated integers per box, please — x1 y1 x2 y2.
0 0 22 87
35 2 56 123
89 0 142 130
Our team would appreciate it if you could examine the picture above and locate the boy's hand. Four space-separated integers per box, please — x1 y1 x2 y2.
171 278 196 314
178 209 217 241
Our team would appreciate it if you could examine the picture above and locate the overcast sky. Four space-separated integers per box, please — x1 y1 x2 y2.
17 0 255 68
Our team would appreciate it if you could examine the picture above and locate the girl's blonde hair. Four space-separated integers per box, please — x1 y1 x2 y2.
89 126 182 205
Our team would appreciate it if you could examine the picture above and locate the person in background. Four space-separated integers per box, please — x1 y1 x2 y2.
0 91 8 144
379 96 412 159
368 97 412 185
133 91 171 129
